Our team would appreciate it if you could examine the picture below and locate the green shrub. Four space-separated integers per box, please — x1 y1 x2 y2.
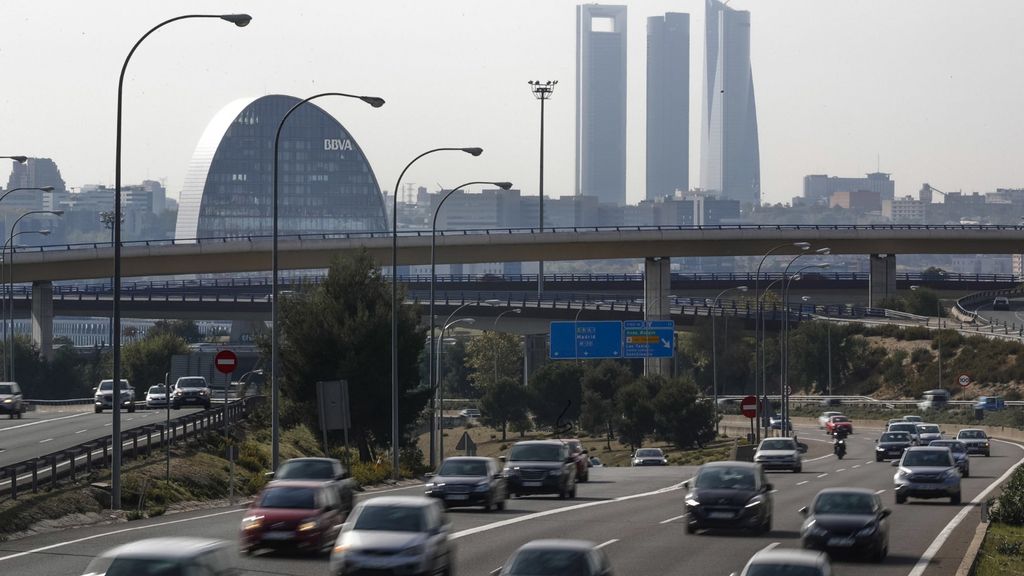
990 466 1024 525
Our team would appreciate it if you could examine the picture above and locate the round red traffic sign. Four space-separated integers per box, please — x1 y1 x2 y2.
741 395 758 418
215 350 238 374
958 374 971 388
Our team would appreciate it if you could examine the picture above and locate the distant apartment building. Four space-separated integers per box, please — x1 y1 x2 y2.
952 255 1011 276
804 172 895 204
830 190 881 213
4 157 67 212
883 195 927 223
646 12 689 200
576 4 628 205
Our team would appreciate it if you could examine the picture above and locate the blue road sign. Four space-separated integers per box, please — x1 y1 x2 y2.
623 320 675 358
550 321 622 359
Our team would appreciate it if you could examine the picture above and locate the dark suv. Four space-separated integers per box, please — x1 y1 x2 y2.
268 457 356 520
503 440 577 499
683 461 774 534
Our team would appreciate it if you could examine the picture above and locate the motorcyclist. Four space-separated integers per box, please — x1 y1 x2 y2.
832 429 848 458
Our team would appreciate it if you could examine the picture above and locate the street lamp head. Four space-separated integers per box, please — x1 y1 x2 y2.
815 247 831 255
495 182 514 190
802 295 812 302
737 286 749 292
41 186 55 193
359 96 386 108
38 230 51 235
817 263 831 269
9 156 28 164
51 210 64 216
909 285 920 291
484 299 502 305
220 14 252 27
461 147 484 157
794 242 811 250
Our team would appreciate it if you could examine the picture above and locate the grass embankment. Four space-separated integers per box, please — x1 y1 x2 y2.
972 465 1024 576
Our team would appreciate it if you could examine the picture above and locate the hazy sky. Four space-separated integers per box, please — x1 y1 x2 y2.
3 1 1023 207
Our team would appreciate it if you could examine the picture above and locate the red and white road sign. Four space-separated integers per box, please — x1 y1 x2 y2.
741 395 758 419
958 374 971 388
215 350 238 374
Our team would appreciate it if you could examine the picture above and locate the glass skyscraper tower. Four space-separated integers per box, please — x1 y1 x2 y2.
700 0 761 206
646 12 689 201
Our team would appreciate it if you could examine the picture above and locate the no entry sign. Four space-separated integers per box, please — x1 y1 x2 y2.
741 395 758 418
215 350 238 374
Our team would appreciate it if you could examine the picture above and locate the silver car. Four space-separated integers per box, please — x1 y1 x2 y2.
732 548 831 576
82 537 238 575
754 438 802 472
145 385 169 409
893 446 961 504
956 429 991 456
330 496 454 576
915 423 943 444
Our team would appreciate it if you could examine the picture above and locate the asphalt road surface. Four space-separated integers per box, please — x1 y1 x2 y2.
0 422 1020 576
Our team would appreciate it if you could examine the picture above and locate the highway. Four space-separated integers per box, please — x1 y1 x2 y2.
0 421 1019 575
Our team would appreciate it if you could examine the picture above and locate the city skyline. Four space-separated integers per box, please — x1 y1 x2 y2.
3 1 1024 209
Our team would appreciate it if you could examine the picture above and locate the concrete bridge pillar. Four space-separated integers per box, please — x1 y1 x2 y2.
643 256 672 377
869 254 897 307
31 280 54 361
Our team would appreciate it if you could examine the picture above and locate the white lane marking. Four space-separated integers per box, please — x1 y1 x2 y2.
0 508 244 562
489 568 502 575
38 438 53 444
75 429 87 434
804 453 834 463
797 481 809 486
836 468 846 472
866 461 874 464
852 465 861 469
770 489 779 493
103 423 112 427
595 539 618 549
660 514 687 524
0 411 90 433
875 489 886 495
907 438 1024 576
817 473 829 478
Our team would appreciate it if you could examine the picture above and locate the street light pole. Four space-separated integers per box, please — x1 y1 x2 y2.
528 80 556 298
437 317 474 461
711 286 748 434
5 211 61 381
492 308 522 384
270 92 384 473
782 262 830 428
428 181 512 468
391 147 482 481
112 11 251 511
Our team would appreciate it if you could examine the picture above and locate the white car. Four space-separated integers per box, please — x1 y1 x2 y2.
754 438 802 473
818 411 843 428
145 385 168 408
82 537 237 575
915 423 944 444
731 548 831 576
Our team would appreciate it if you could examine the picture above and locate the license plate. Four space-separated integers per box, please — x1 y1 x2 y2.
708 511 734 519
263 531 294 541
828 537 855 547
523 481 542 487
446 494 469 500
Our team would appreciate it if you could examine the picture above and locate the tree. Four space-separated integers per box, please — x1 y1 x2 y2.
272 251 428 461
527 362 584 431
121 332 189 393
616 380 655 450
580 360 632 447
480 376 531 441
653 377 716 449
465 331 523 391
148 320 203 343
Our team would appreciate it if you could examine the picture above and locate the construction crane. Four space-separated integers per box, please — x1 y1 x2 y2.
919 183 948 203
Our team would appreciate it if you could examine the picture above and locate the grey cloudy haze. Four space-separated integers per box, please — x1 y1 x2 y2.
2 0 1022 207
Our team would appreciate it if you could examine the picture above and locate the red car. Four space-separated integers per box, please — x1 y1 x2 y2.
559 438 589 482
240 480 345 555
825 415 854 435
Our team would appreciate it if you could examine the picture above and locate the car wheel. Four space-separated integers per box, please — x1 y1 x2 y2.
496 498 506 511
758 513 772 535
94 406 102 413
873 543 888 562
569 482 577 499
483 495 493 512
876 455 884 462
7 413 12 419
951 491 962 505
985 451 991 457
580 468 589 483
963 468 970 478
793 465 802 473
128 404 135 413
685 519 697 535
896 493 907 504
558 486 567 499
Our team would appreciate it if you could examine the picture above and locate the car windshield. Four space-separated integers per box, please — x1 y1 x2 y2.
353 505 425 532
439 460 487 476
148 386 165 394
959 430 987 439
508 549 591 576
903 451 952 467
695 466 756 490
509 444 561 462
917 425 940 434
258 486 317 509
760 440 795 451
98 380 129 391
177 378 206 388
636 449 663 457
276 460 335 480
889 424 917 434
83 557 185 576
814 492 875 515
880 433 909 442
0 384 13 395
831 417 849 423
745 565 824 576
931 442 965 453
903 416 922 422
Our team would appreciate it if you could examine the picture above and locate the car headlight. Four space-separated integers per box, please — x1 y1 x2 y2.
876 445 885 451
548 469 561 476
856 524 878 537
895 467 911 480
944 468 960 479
503 467 519 476
685 496 700 507
298 519 319 532
474 481 490 492
199 390 207 396
333 544 349 555
2 398 11 404
400 544 424 556
241 515 263 530
745 495 764 508
805 520 827 537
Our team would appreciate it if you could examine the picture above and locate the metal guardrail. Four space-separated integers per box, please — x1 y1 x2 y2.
0 396 260 501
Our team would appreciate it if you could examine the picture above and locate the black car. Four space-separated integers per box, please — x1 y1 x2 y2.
498 539 614 576
875 431 913 461
800 488 890 562
683 461 773 534
502 440 577 499
268 457 355 520
425 456 507 511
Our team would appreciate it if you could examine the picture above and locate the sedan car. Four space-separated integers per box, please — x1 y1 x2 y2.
769 415 793 432
683 461 773 534
754 438 802 472
631 447 668 466
425 456 506 511
269 457 355 519
329 496 453 576
498 539 613 576
818 411 843 428
929 439 970 477
82 537 237 576
956 429 991 456
240 480 345 555
993 296 1011 311
887 422 921 445
0 381 24 419
893 446 961 504
503 440 577 499
825 415 853 435
799 488 890 562
560 438 590 481
731 548 831 576
915 423 943 444
145 385 168 409
875 431 913 461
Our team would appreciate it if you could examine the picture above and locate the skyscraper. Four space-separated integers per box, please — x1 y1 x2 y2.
576 4 627 205
700 0 760 206
646 13 690 201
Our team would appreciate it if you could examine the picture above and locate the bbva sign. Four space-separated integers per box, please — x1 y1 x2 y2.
324 138 354 151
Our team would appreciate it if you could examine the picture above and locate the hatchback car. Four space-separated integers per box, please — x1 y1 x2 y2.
817 411 843 428
887 422 921 444
631 447 668 466
754 438 802 472
503 440 577 499
0 381 24 419
956 429 991 456
875 431 913 461
929 439 970 477
560 438 590 481
145 385 168 409
425 456 506 511
683 461 773 534
799 488 890 562
82 537 238 576
731 548 831 576
915 423 943 444
901 415 923 424
993 296 1011 310
329 496 453 576
498 539 613 576
893 446 961 504
240 480 345 555
270 457 355 519
825 415 853 435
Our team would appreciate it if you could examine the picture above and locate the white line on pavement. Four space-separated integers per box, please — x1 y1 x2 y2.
595 539 618 549
907 438 1024 576
660 514 687 524
817 473 828 478
797 481 808 486
852 465 861 469
103 423 112 427
804 453 834 463
0 412 89 433
39 438 52 444
489 567 502 575
875 489 886 495
75 429 87 434
836 468 846 472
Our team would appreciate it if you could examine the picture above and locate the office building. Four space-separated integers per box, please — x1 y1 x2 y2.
175 94 388 240
646 12 689 200
883 195 927 223
700 0 760 206
576 4 628 205
804 172 895 204
4 157 67 212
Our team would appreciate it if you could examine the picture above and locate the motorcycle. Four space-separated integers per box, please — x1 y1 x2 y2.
833 438 846 460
